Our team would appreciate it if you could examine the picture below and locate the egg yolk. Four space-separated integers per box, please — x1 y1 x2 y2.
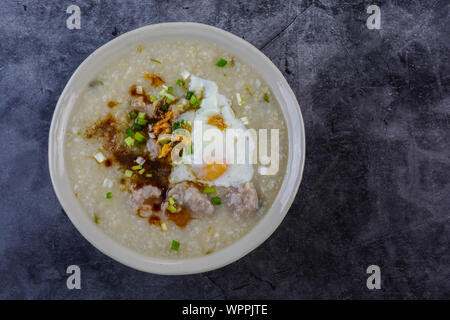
195 162 227 181
207 115 227 130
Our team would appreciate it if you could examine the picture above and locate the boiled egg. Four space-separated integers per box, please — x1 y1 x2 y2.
169 75 255 187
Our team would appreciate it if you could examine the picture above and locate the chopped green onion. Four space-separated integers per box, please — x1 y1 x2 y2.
94 213 100 224
184 145 192 155
185 91 194 100
129 111 137 119
161 103 169 111
176 79 185 87
132 165 142 171
263 92 270 102
240 116 249 125
138 112 146 119
136 118 148 126
211 196 221 205
138 168 146 174
194 86 202 95
181 70 190 80
150 94 158 101
216 58 228 67
134 131 146 142
161 223 168 232
125 128 133 136
236 93 244 105
165 93 176 100
124 136 135 147
167 86 173 94
124 170 133 178
151 58 161 64
172 120 185 131
159 89 175 100
165 97 174 104
167 205 177 214
168 196 175 206
133 123 143 131
203 187 216 194
190 95 197 105
94 152 106 163
106 192 112 199
145 173 153 178
171 240 180 251
159 140 169 145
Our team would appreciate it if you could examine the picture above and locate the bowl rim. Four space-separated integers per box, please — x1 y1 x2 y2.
49 22 305 275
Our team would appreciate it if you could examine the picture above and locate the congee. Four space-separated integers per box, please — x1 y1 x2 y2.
65 40 287 258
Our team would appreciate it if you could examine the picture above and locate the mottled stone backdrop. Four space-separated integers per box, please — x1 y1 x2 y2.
0 0 449 299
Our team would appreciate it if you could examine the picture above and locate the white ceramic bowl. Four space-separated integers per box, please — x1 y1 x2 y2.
49 22 305 275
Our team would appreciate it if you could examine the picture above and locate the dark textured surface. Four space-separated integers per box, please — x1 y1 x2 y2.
1 0 449 299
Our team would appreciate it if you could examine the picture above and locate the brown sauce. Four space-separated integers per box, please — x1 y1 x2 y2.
84 113 171 192
166 207 193 228
143 73 165 87
142 198 162 212
129 84 152 104
107 100 119 108
148 214 162 226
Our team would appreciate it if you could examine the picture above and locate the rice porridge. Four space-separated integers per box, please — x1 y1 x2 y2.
65 40 287 258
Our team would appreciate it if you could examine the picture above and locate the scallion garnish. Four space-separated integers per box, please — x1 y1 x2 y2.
151 58 161 64
94 152 106 164
190 95 197 105
125 128 133 136
132 165 142 171
129 111 137 119
263 92 270 102
171 240 180 251
211 196 221 205
133 123 143 131
134 131 146 142
203 187 216 194
124 170 133 178
150 94 158 101
168 197 175 206
185 91 194 100
106 192 112 199
216 58 228 67
176 79 184 87
172 119 185 131
137 112 146 119
161 103 169 111
167 86 173 94
138 168 145 174
236 93 244 105
136 118 148 126
145 173 153 178
167 205 177 214
124 136 135 147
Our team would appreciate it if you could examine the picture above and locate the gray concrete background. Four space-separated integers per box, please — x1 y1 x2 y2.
0 0 449 299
